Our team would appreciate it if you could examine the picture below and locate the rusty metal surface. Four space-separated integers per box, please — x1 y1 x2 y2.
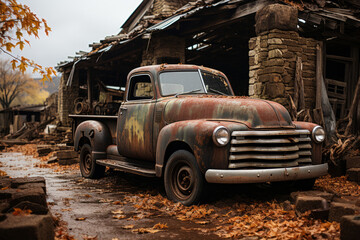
229 129 312 169
116 100 156 161
71 65 324 181
73 120 112 156
292 121 323 164
155 119 249 177
205 163 329 184
162 96 293 129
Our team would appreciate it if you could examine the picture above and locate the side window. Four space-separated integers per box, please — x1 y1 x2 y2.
128 75 153 100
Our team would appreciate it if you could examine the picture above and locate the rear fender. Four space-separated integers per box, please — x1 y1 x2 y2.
74 120 112 159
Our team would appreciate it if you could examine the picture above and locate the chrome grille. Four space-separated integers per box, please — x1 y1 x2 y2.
229 130 312 169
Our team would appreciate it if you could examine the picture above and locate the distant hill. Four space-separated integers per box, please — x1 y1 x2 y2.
34 75 61 94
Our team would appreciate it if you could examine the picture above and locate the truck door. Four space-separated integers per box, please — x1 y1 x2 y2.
116 73 156 161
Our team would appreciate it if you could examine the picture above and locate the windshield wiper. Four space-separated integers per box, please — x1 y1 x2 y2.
208 88 227 96
175 89 202 97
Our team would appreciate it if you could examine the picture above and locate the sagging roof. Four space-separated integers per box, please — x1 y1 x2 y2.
57 0 360 70
0 104 47 114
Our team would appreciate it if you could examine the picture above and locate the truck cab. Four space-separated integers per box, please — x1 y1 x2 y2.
71 64 328 205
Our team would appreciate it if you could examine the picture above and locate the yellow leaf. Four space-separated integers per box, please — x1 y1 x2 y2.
5 42 15 51
111 209 123 215
17 41 25 50
122 225 134 229
131 228 160 234
12 208 32 216
112 214 126 220
153 223 168 229
10 59 17 70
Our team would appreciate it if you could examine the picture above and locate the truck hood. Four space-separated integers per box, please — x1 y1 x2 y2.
163 95 294 129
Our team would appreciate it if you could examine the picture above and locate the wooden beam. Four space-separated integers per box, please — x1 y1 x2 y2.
313 43 325 125
316 43 323 109
178 0 270 36
87 68 93 111
294 56 305 111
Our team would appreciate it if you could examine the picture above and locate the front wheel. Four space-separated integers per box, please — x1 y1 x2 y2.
164 150 204 206
79 144 105 179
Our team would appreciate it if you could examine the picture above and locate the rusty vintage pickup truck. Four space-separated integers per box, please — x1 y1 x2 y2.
71 64 328 205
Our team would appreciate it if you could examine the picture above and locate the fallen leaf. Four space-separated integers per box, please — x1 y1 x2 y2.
122 225 134 229
61 208 72 212
153 223 168 229
75 217 87 221
12 208 32 216
131 228 160 234
195 220 210 225
111 209 123 215
113 214 126 219
82 235 97 240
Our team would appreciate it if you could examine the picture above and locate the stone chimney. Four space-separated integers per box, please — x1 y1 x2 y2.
152 0 190 17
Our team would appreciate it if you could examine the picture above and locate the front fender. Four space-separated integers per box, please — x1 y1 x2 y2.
293 121 323 165
74 120 112 157
155 120 247 177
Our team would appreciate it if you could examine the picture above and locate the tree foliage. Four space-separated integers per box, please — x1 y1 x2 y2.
0 60 49 109
0 0 56 81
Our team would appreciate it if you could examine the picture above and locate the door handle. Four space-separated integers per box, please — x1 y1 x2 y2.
120 107 127 115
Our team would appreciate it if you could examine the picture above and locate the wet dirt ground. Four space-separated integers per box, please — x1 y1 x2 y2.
1 152 227 239
0 151 344 240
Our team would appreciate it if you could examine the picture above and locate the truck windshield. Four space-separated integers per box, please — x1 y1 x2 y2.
159 71 206 96
201 71 232 96
159 70 232 96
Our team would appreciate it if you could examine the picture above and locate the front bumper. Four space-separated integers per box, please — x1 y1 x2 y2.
205 163 328 184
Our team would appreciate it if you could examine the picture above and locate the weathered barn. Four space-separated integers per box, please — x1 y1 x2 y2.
57 0 360 128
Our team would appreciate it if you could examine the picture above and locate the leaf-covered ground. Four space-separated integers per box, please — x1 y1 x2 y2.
3 144 360 239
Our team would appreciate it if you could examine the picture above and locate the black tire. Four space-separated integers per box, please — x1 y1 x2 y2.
164 150 204 206
79 144 105 179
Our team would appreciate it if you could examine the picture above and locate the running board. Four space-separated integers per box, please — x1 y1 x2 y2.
96 159 156 177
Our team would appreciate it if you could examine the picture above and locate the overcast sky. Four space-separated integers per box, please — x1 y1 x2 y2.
2 0 143 77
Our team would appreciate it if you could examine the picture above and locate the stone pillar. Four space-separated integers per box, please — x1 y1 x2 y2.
248 4 317 110
141 34 185 66
58 72 79 126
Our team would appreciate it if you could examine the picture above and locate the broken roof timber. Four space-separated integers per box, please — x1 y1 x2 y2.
121 0 154 33
58 0 360 71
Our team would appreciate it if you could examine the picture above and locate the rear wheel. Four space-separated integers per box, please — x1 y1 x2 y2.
80 144 105 179
164 150 204 206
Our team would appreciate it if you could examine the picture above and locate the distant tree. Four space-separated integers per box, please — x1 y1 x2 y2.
0 0 56 81
0 60 49 109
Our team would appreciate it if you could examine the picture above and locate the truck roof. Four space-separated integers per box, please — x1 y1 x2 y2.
128 64 226 77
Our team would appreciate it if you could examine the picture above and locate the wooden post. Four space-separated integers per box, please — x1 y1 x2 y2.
316 43 323 109
313 43 325 125
87 68 92 112
295 56 305 111
345 75 360 135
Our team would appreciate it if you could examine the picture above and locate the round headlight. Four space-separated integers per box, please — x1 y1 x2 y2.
213 126 230 146
312 126 325 143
